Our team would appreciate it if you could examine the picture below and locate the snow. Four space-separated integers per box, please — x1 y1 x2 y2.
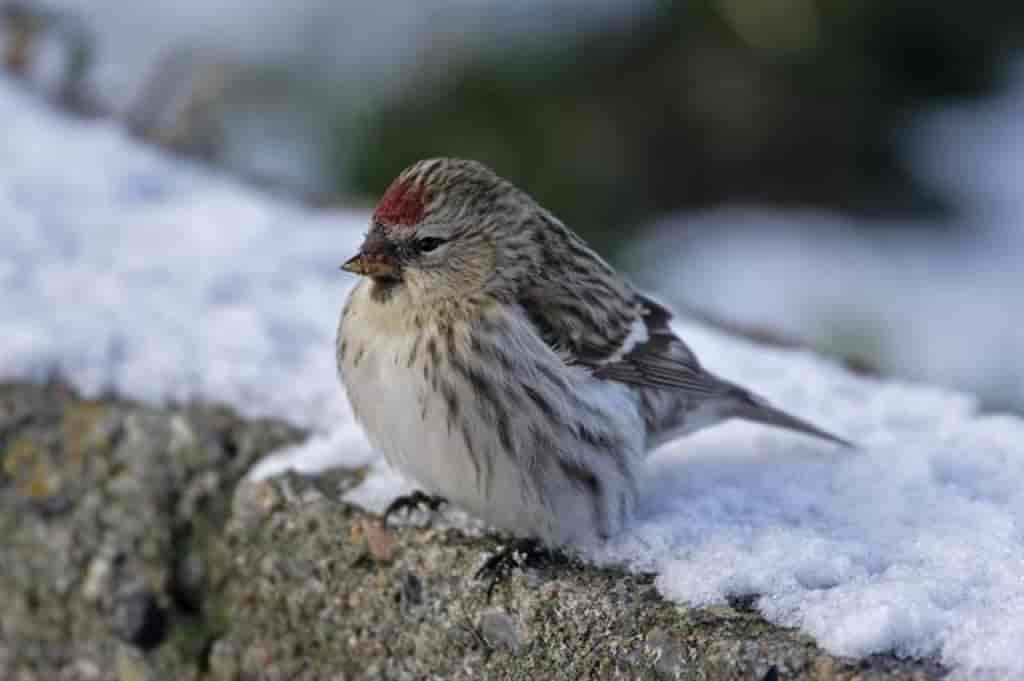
3 75 1024 680
0 76 366 434
596 328 1024 676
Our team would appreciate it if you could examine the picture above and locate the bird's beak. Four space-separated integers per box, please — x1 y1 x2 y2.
341 235 398 277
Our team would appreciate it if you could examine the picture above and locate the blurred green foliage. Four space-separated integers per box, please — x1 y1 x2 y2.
343 0 1024 257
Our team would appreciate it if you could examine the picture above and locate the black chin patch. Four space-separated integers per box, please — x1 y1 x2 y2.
369 273 402 302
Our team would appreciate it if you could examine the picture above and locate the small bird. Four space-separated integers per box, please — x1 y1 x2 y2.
337 159 851 548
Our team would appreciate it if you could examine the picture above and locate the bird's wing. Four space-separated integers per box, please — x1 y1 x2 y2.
519 266 853 446
583 295 728 396
520 278 727 397
516 213 725 396
562 294 856 447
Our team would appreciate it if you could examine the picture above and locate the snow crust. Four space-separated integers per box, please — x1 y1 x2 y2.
2 77 1023 680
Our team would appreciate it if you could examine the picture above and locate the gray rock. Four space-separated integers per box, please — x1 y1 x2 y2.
110 588 167 650
0 379 947 680
0 379 304 680
114 645 153 681
478 609 520 651
214 474 948 681
206 639 240 681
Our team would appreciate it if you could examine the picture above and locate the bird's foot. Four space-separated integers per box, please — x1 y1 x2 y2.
475 538 565 600
381 491 448 526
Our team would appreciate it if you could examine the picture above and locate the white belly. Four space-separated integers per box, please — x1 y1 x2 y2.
342 330 477 499
337 283 646 545
340 328 554 538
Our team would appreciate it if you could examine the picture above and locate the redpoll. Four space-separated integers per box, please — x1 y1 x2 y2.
337 158 851 547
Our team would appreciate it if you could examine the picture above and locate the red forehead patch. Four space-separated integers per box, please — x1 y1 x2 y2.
373 178 427 226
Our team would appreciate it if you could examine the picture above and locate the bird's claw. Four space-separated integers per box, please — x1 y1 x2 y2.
382 491 447 525
475 538 563 600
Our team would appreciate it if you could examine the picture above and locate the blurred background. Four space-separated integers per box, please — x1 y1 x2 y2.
4 0 1024 413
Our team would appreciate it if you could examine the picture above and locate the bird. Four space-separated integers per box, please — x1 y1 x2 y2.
337 158 852 549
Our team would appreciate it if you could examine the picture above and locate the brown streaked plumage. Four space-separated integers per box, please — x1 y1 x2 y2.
337 158 852 547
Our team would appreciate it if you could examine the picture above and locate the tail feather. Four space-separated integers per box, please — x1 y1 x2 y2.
730 397 855 449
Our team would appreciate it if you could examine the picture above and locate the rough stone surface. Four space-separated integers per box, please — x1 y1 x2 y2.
0 380 945 680
0 379 303 681
213 476 946 681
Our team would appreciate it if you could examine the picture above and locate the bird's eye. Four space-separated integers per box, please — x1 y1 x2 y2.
416 237 446 253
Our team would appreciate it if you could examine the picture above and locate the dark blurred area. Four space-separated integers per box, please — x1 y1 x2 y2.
4 1 1024 254
346 1 1024 254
